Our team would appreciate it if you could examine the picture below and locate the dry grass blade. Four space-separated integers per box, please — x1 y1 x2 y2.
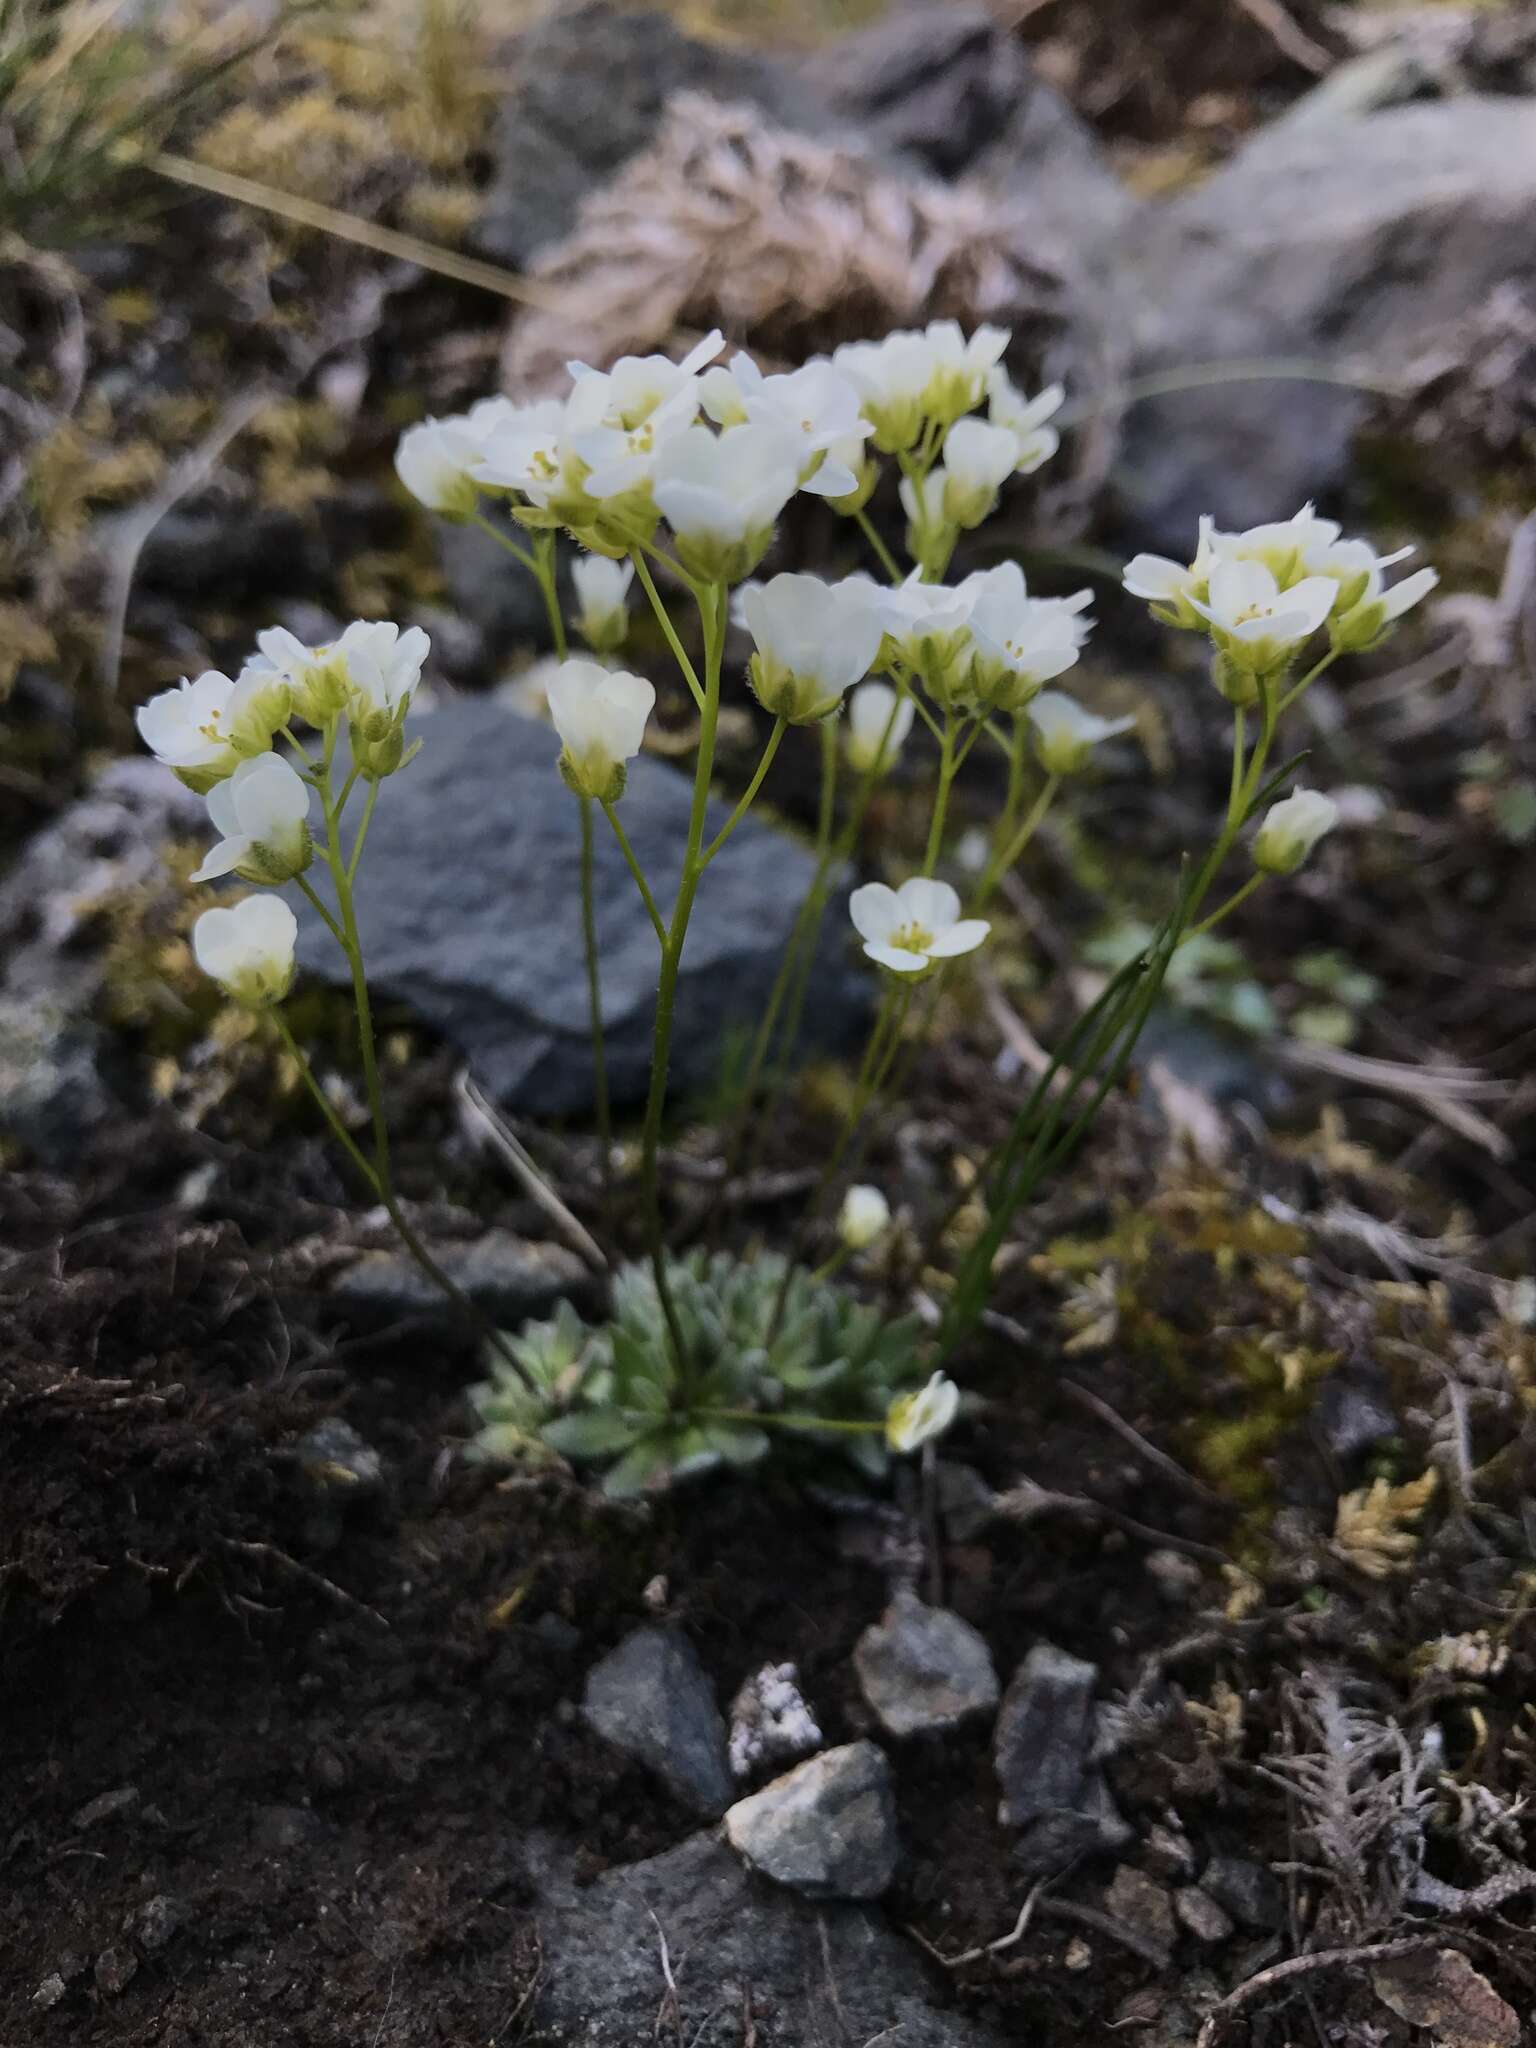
1275 1039 1512 1160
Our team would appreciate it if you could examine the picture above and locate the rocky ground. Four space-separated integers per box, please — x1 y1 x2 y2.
5 1 1536 2043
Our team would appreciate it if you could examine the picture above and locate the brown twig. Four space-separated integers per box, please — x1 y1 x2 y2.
219 1537 389 1629
1195 1936 1440 2047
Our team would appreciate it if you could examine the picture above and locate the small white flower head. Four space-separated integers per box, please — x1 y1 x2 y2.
1322 543 1438 653
941 418 1020 528
571 552 635 654
839 1183 891 1251
741 573 885 723
987 371 1064 473
1219 503 1341 586
246 626 349 725
136 670 274 791
965 561 1091 712
886 1370 960 1454
713 355 871 498
1252 787 1339 875
1190 558 1338 694
849 875 989 978
394 414 486 520
1122 516 1226 631
546 658 655 802
898 465 952 555
192 755 312 885
918 320 1012 425
845 681 915 777
1027 691 1135 776
192 894 298 1006
334 621 429 775
567 329 724 433
835 331 941 453
876 571 975 700
652 423 799 583
474 396 589 520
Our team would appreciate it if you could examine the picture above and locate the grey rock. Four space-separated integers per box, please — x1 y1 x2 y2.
814 1 1131 241
1104 1865 1177 1967
130 495 326 603
73 1785 139 1830
93 1945 138 1996
1116 98 1536 549
434 518 566 659
728 1661 822 1780
1312 1366 1398 1461
525 1827 1010 2047
291 699 869 1114
295 1417 384 1493
935 1458 998 1541
1200 1852 1285 1931
128 1894 186 1953
0 999 113 1165
326 1229 587 1330
583 1627 733 1818
1175 1884 1235 1944
854 1587 1000 1738
725 1741 897 1901
32 1974 67 2011
474 0 832 269
250 1803 329 1854
994 1643 1131 1876
1144 1817 1197 1884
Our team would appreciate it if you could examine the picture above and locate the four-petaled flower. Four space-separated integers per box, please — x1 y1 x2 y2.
849 876 989 977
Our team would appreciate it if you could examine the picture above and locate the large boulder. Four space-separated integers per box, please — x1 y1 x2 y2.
1114 97 1536 548
293 699 868 1114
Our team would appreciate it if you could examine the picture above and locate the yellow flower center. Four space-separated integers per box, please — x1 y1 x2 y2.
890 920 933 954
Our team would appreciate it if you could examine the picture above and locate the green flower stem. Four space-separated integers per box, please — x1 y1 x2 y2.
268 1010 537 1394
704 1407 884 1436
1185 871 1266 940
1277 645 1341 717
922 705 961 874
600 799 666 945
579 795 613 1208
637 578 729 1390
470 509 539 576
532 531 567 658
701 716 786 866
808 1243 855 1288
971 773 1060 914
631 547 705 710
346 777 379 884
296 870 345 946
1228 705 1247 824
318 745 391 1188
855 507 902 584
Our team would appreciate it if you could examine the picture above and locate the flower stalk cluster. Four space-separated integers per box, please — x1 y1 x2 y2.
141 316 1440 1493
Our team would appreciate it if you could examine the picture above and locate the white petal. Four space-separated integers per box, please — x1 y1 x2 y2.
849 882 901 944
926 919 990 959
895 876 961 931
190 836 252 883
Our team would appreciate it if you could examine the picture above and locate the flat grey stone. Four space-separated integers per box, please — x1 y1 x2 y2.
1114 97 1536 549
325 1229 587 1330
994 1643 1131 1876
583 1627 733 1818
525 1828 1010 2046
1200 1852 1285 1931
725 1740 897 1901
1176 1884 1235 1944
854 1587 1000 1738
292 700 868 1116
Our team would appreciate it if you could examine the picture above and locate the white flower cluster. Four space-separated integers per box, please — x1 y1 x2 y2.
136 619 430 1000
1124 503 1438 699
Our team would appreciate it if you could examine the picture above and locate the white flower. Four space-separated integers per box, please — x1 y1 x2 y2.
652 424 799 582
1027 691 1135 775
546 658 655 802
839 1184 891 1251
394 414 487 519
849 876 989 977
473 397 580 511
875 570 975 696
898 464 950 540
1191 558 1338 682
988 371 1064 473
191 755 311 884
336 620 429 729
741 573 885 723
192 894 298 1006
566 330 724 433
1218 503 1341 584
886 1370 960 1454
835 322 1009 451
1122 517 1225 629
571 553 634 654
245 627 349 724
1315 539 1438 652
941 418 1021 526
965 561 1091 711
722 356 871 497
845 682 915 776
137 670 278 790
1253 787 1338 875
918 319 1011 421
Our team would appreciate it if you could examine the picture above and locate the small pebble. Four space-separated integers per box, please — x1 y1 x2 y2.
94 1946 138 1997
32 1975 66 2011
73 1786 139 1830
1063 1936 1092 1971
1176 1886 1235 1944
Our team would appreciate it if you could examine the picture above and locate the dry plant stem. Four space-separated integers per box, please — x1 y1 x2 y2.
637 576 729 1389
1195 1937 1439 2048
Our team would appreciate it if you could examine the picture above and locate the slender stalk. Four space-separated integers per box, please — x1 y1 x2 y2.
296 871 345 946
1185 871 1264 939
972 774 1059 913
578 796 613 1207
922 705 959 874
346 778 379 885
321 762 391 1186
531 531 567 658
1277 645 1341 716
600 799 666 945
854 506 901 585
631 548 704 710
701 716 787 866
470 508 539 575
637 579 728 1389
704 1407 883 1437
